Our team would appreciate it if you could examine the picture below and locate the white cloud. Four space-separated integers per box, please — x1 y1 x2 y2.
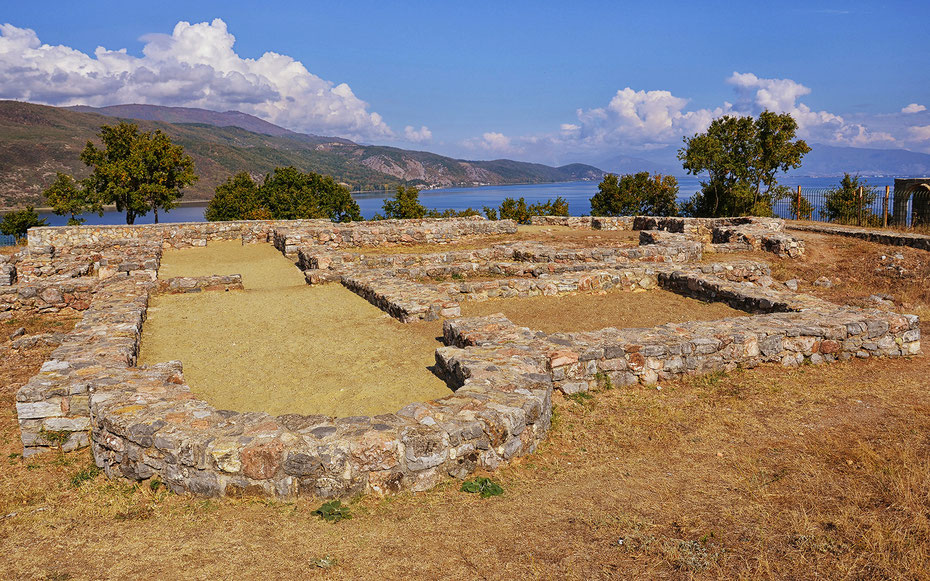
908 125 930 141
463 131 523 155
0 20 393 140
902 103 926 114
471 71 908 163
403 125 432 143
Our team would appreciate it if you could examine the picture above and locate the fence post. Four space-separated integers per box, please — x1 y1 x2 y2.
857 186 863 226
883 185 890 228
796 185 802 220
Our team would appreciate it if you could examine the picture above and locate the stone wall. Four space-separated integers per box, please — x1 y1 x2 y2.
787 222 930 252
156 275 243 294
28 216 518 253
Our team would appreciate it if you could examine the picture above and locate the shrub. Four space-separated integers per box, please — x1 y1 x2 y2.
0 207 48 240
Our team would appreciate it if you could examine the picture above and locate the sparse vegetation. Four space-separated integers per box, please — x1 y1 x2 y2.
460 477 504 498
313 500 352 522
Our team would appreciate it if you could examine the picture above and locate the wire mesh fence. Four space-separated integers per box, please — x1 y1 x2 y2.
771 184 930 230
0 234 17 247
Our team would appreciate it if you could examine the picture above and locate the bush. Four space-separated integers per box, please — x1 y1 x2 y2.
590 172 678 216
0 207 48 240
822 173 880 226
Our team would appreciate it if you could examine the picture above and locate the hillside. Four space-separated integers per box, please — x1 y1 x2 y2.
0 101 603 210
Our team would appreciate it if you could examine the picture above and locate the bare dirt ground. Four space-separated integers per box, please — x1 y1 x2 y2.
460 289 747 334
1 231 929 580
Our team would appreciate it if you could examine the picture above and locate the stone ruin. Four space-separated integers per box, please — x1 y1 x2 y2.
5 215 919 498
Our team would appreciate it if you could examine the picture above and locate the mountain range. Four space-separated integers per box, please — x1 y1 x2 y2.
0 101 603 210
2 100 929 211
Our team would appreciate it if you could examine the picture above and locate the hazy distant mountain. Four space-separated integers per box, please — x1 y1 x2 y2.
597 143 930 179
0 101 604 210
596 150 682 176
790 144 930 177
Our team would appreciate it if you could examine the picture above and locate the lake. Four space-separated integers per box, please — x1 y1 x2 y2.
36 176 899 226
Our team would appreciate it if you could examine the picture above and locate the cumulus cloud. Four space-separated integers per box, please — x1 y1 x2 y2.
902 103 926 114
403 125 432 143
467 71 912 163
463 131 523 155
0 19 393 140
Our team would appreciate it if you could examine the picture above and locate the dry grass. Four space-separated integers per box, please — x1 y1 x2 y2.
1 232 929 579
0 244 20 256
459 289 747 333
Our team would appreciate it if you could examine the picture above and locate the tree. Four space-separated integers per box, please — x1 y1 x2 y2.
43 173 100 225
380 185 427 219
822 173 879 225
494 197 569 224
0 207 48 240
205 173 267 221
590 172 678 216
259 167 361 222
678 111 810 217
81 122 197 224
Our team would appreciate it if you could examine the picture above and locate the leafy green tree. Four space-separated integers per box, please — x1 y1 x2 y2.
822 173 879 225
590 172 678 216
0 207 48 240
259 167 361 222
380 185 427 219
205 172 267 221
43 172 100 225
81 122 197 224
529 196 570 218
498 197 531 223
678 111 810 217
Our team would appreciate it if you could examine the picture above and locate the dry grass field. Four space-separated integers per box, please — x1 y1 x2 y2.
1 230 929 580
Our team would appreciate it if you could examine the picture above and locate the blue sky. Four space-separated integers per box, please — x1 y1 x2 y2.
2 1 929 165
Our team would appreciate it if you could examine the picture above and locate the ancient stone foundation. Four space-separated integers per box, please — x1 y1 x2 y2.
11 216 919 500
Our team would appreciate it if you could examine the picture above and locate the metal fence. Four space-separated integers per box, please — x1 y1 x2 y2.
0 234 16 247
771 184 930 229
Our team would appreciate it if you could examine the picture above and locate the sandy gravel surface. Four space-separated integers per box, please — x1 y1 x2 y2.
140 241 451 417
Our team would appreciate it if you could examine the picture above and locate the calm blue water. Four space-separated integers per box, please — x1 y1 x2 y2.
37 176 899 226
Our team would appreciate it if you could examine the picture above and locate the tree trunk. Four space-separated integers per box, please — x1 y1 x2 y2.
126 210 135 225
154 207 159 224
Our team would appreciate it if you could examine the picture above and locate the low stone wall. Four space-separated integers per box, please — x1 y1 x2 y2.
439 267 920 394
16 276 152 455
529 216 595 229
0 277 97 315
156 275 243 294
787 222 930 252
27 220 327 250
271 217 518 255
